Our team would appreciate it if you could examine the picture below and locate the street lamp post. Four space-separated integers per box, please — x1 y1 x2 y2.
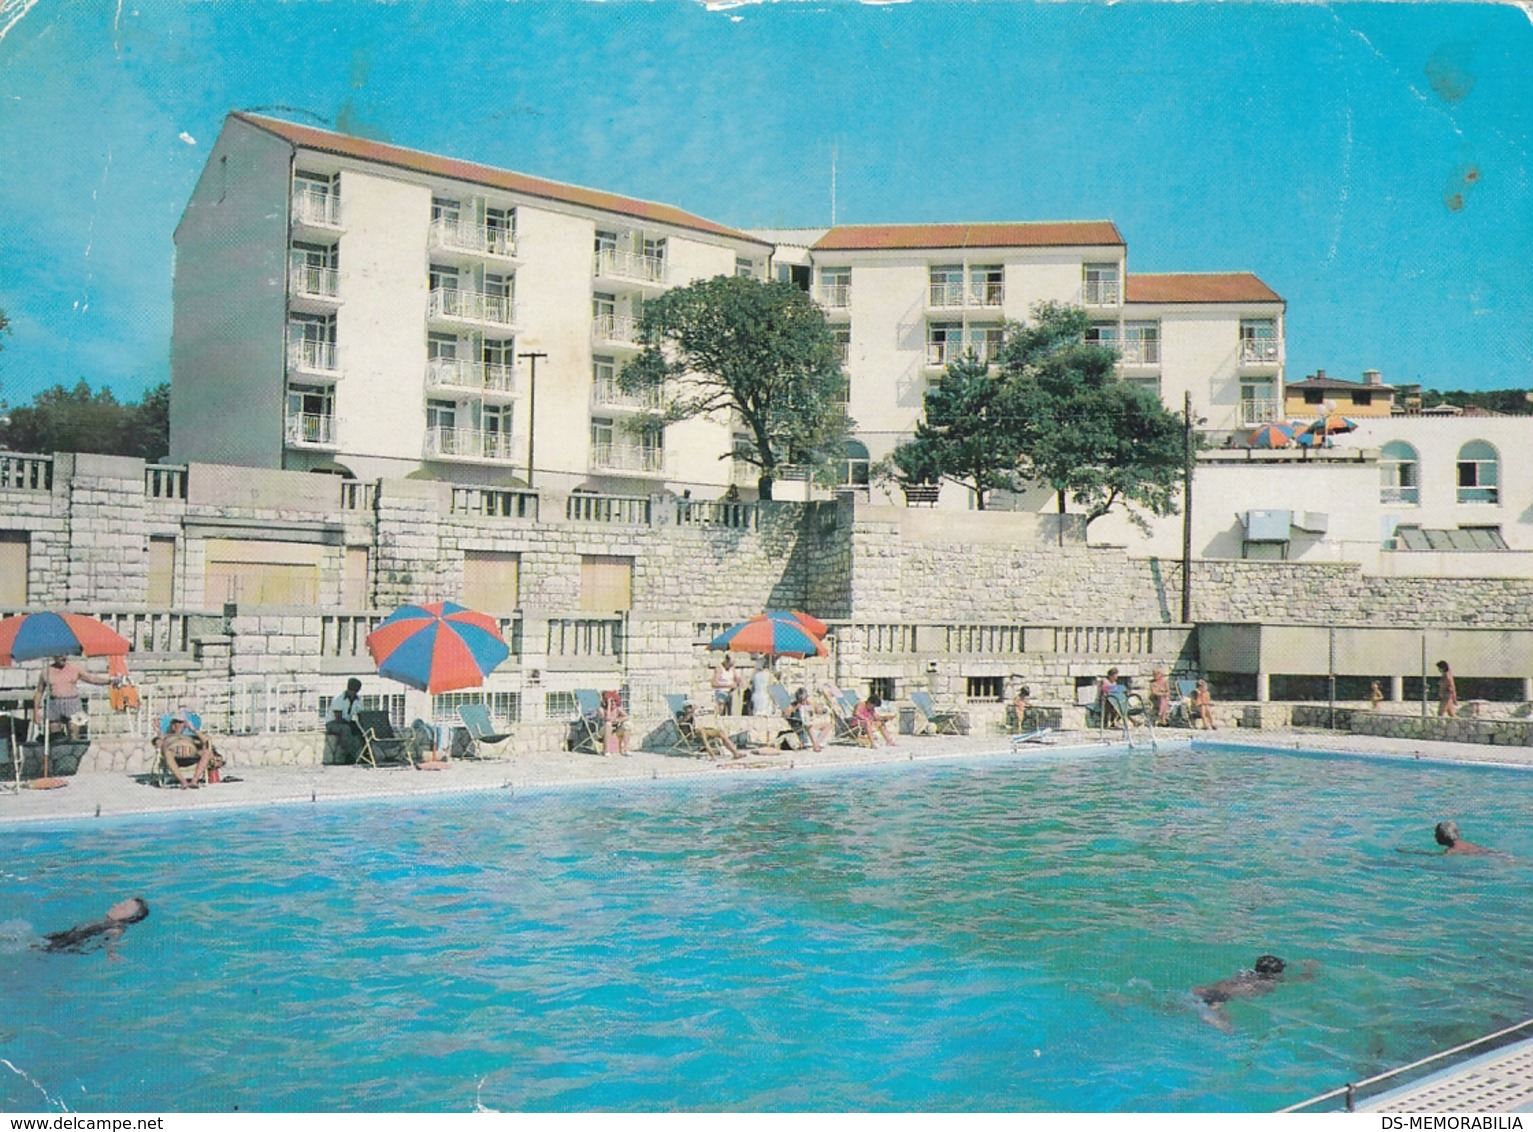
518 350 548 486
1181 391 1194 624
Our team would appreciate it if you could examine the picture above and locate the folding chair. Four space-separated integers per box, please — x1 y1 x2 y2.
458 703 512 759
568 689 605 754
354 709 415 768
1169 680 1199 727
662 693 724 759
154 712 222 787
910 690 964 735
823 689 875 747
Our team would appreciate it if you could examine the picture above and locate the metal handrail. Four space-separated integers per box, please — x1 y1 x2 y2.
1279 1016 1533 1112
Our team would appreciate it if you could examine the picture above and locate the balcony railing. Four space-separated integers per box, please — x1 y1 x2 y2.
289 263 340 300
1240 399 1282 426
594 249 668 286
1381 486 1420 506
818 283 851 309
423 426 515 462
926 340 998 367
1084 279 1121 305
286 413 338 447
144 464 187 500
590 442 664 475
425 359 517 395
928 281 965 307
971 281 1004 307
1241 338 1282 365
593 313 642 346
0 452 53 492
591 377 662 411
428 288 515 326
428 218 517 258
288 339 339 374
566 493 651 525
1120 339 1161 365
292 189 341 228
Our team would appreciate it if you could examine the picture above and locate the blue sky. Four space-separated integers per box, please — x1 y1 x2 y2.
0 1 1528 405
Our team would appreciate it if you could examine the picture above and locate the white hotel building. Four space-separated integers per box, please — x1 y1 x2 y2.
171 113 1289 502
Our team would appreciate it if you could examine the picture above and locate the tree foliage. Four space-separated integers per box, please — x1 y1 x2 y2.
618 274 852 499
888 301 1187 530
885 354 1028 509
0 380 171 462
1414 387 1533 416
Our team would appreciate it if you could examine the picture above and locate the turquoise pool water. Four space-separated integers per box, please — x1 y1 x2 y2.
2 743 1531 1112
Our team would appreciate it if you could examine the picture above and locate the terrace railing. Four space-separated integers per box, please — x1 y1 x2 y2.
566 492 650 525
144 464 188 500
0 452 53 492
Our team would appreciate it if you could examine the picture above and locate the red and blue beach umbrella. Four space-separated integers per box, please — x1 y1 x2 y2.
766 609 828 639
710 613 828 658
1246 422 1295 449
0 612 132 666
364 600 510 694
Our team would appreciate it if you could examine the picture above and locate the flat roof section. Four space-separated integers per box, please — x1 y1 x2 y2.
233 112 771 246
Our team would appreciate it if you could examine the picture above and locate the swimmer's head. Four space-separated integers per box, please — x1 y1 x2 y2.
107 897 149 925
1435 821 1460 847
1253 955 1285 977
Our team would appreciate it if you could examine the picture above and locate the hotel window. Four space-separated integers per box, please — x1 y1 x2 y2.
581 555 633 613
463 550 520 613
833 328 851 368
286 384 335 445
1240 378 1278 424
431 197 463 227
293 171 339 224
819 267 851 308
481 404 512 457
776 263 811 292
1380 441 1420 505
929 265 964 307
1240 319 1278 363
288 312 337 370
966 675 1005 702
595 230 618 256
1122 321 1160 365
735 256 755 278
641 235 666 262
485 207 515 254
1303 388 1326 405
970 265 1004 306
1457 440 1499 504
838 440 871 488
427 399 457 431
1085 323 1120 353
1083 263 1120 305
483 338 515 390
970 324 1004 364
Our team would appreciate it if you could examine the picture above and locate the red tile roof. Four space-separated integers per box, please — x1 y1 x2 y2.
232 112 770 246
1126 272 1283 304
811 222 1124 251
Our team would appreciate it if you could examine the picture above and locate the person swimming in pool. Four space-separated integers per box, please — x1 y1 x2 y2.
1194 955 1316 1030
37 897 149 957
1435 821 1494 856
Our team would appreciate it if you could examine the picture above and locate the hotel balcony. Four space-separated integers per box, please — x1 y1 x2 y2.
425 359 518 399
1239 338 1283 371
928 281 1005 310
591 376 663 412
592 313 643 350
590 442 665 476
285 413 339 449
925 340 998 368
427 288 519 329
1083 279 1122 306
1239 399 1283 426
593 249 669 291
287 340 341 378
428 219 518 262
288 263 340 310
291 190 342 231
423 425 517 464
817 283 852 315
1119 340 1161 367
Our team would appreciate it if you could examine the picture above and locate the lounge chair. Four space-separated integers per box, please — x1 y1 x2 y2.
567 689 604 754
1086 689 1147 732
910 690 964 735
662 693 724 759
354 709 415 768
1169 679 1199 727
821 688 874 747
458 703 512 759
153 711 222 787
767 684 794 715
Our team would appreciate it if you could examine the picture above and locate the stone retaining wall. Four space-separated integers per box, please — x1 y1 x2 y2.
1292 705 1533 748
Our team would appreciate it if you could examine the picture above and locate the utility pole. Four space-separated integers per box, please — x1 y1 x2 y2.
518 350 548 487
1181 391 1194 624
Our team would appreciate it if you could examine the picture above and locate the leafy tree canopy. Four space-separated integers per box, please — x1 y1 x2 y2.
1 380 170 462
618 274 852 500
1413 387 1533 416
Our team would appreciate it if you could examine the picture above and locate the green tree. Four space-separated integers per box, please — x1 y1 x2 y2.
619 274 852 499
0 380 169 460
885 354 1028 509
1001 302 1187 534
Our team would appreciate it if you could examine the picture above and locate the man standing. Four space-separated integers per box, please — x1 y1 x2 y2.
711 655 738 716
1436 660 1458 718
35 656 110 739
327 677 364 764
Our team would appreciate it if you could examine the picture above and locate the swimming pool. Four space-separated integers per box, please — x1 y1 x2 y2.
2 743 1530 1112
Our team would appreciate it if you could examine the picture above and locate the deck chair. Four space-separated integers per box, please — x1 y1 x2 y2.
154 712 223 787
568 689 605 754
354 709 414 768
819 687 860 744
910 690 963 735
457 704 511 758
1087 689 1147 732
662 693 724 759
1169 680 1199 727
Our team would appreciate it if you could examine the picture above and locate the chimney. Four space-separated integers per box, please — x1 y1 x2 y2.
1363 369 1382 385
1314 369 1326 381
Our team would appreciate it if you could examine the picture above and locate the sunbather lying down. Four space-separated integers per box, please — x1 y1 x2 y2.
1010 727 1055 749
